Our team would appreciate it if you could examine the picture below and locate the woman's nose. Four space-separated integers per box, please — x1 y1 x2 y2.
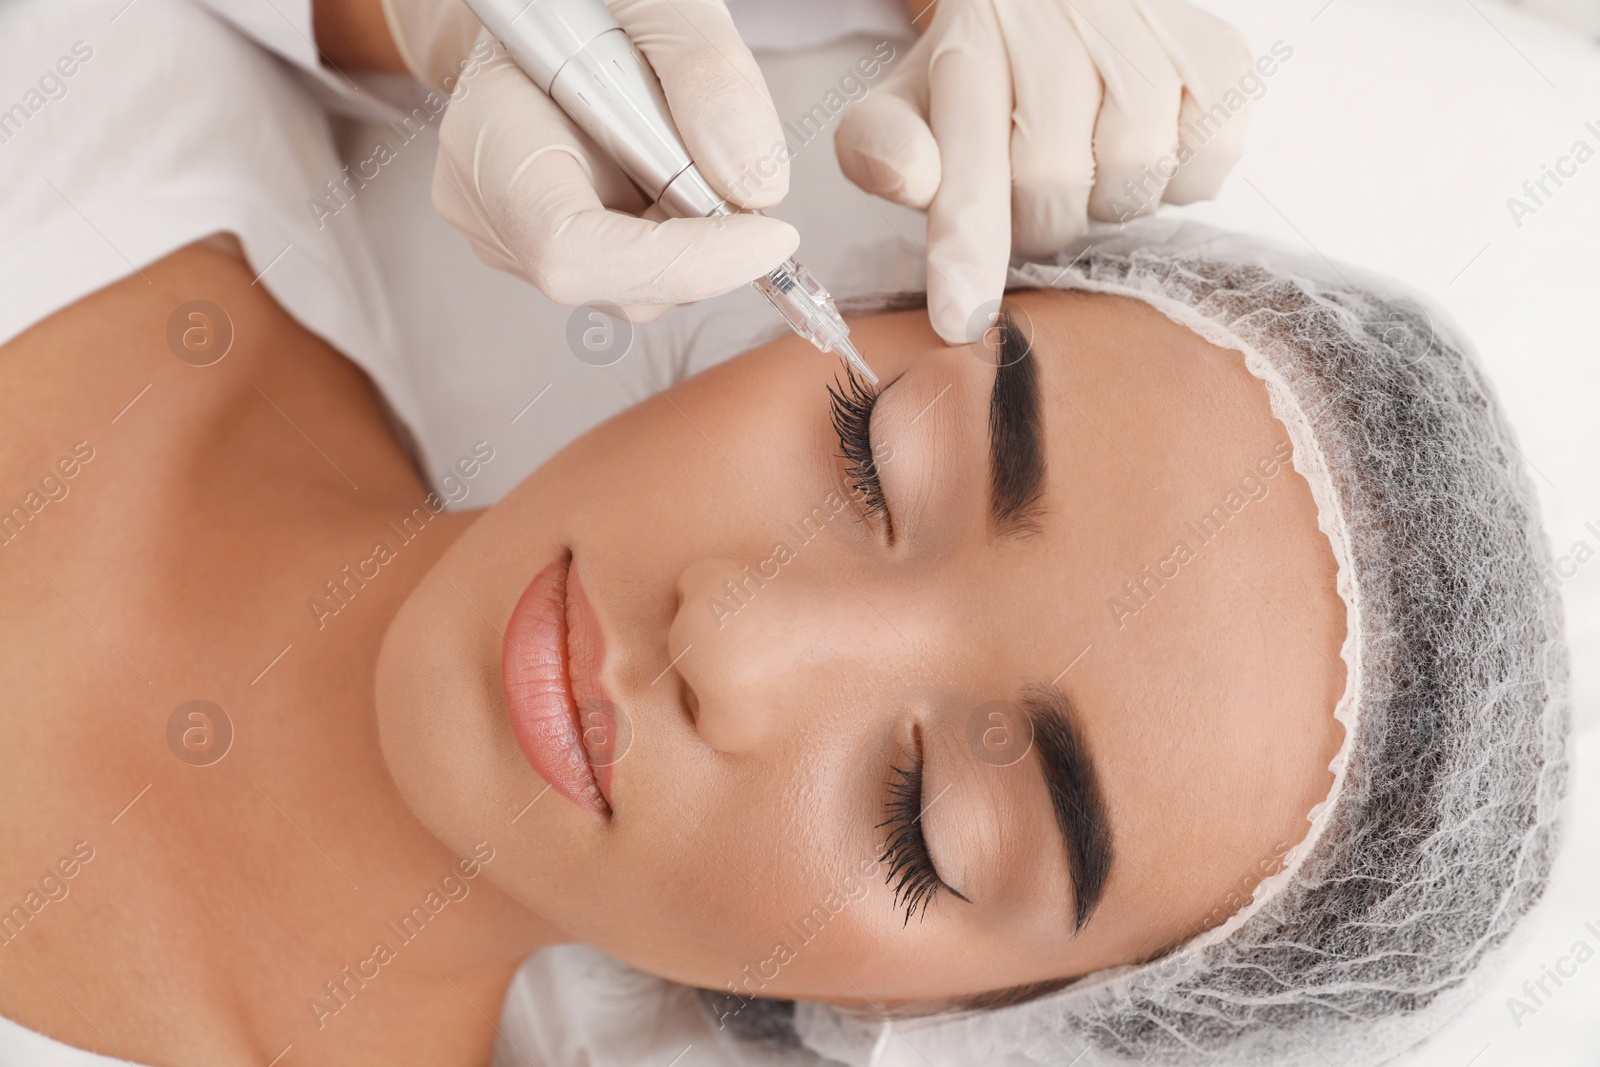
668 555 883 753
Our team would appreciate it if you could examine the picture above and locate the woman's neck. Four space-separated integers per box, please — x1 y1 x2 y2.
0 244 561 1066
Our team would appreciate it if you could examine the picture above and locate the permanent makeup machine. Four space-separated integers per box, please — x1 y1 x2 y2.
465 0 878 383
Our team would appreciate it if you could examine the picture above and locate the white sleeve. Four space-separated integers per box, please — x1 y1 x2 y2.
189 0 417 119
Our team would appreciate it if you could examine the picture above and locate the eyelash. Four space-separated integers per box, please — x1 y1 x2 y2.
827 368 890 528
877 745 944 926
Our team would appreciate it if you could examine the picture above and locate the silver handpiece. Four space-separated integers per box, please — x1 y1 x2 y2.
465 0 876 383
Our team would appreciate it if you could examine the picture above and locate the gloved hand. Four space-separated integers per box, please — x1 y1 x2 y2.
381 0 799 321
835 0 1255 343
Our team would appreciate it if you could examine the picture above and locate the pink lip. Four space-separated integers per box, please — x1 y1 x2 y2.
502 553 617 818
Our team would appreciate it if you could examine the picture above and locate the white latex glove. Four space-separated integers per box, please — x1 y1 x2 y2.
388 0 798 321
835 0 1255 343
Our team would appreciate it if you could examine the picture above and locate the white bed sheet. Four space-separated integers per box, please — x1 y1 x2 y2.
340 3 1600 1062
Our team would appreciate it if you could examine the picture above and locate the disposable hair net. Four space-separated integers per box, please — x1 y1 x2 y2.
492 219 1569 1067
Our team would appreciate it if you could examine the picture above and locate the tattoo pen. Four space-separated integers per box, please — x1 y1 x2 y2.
464 0 877 384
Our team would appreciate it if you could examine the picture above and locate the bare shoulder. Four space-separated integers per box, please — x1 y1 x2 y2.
0 240 433 1053
0 238 420 566
0 235 422 793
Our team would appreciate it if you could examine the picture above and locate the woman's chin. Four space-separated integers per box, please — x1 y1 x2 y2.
374 565 509 855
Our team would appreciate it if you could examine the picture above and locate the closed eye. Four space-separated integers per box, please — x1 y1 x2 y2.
877 729 969 925
827 367 893 538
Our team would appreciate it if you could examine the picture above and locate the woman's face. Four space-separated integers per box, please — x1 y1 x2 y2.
376 289 1346 1006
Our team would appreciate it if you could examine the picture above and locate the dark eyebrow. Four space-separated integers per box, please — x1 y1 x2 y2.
1023 684 1113 931
987 310 1046 537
